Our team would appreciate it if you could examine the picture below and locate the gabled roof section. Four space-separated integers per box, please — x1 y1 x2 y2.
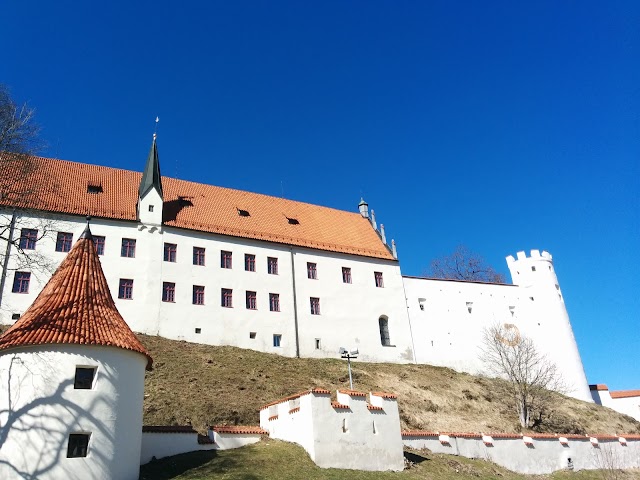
0 153 395 260
138 136 163 199
0 225 152 368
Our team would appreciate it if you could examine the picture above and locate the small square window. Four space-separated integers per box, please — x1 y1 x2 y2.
246 291 257 310
118 279 133 299
121 238 136 258
193 247 205 266
148 205 154 212
273 334 282 347
93 235 105 255
74 367 96 389
19 228 38 250
12 272 30 294
249 332 257 339
162 282 175 302
221 250 232 269
307 262 317 279
342 267 352 284
195 328 201 334
193 285 205 305
55 232 73 252
11 313 20 320
269 293 280 312
267 257 278 275
531 266 536 272
222 288 233 308
164 243 177 262
245 253 256 272
310 297 320 315
374 271 384 288
67 433 90 458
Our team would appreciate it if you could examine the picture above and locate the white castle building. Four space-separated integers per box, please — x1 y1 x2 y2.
0 139 595 402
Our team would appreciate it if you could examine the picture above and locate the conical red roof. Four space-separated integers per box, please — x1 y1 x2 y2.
0 226 152 369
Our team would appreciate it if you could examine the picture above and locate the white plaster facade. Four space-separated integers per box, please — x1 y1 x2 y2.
591 387 640 422
260 389 405 471
0 345 147 480
403 433 640 474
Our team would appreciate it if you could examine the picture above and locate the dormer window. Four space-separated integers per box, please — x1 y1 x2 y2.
238 209 250 217
87 184 103 194
287 217 299 225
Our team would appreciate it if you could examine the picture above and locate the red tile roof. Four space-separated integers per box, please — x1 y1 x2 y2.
589 384 609 391
0 153 395 260
0 229 152 368
259 387 331 410
331 401 350 410
212 426 267 435
366 404 384 411
401 431 640 441
338 389 367 397
371 391 398 399
610 389 640 399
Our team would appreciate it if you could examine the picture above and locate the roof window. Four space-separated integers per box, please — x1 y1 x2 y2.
87 184 103 194
287 217 299 225
237 209 250 217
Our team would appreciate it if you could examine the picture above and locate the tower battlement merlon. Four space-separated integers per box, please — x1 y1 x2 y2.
506 249 553 265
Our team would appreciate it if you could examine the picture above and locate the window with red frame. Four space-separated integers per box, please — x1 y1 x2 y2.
374 271 384 288
118 279 133 299
307 262 317 279
162 282 175 302
193 247 205 266
342 267 352 284
55 232 73 252
246 291 257 310
193 285 205 305
267 257 278 275
19 229 38 250
269 293 280 312
121 238 136 258
221 250 232 269
221 288 233 307
12 272 30 293
245 253 256 272
93 236 105 255
310 297 320 315
164 243 177 262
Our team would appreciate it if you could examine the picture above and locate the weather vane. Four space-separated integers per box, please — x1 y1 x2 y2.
153 116 159 140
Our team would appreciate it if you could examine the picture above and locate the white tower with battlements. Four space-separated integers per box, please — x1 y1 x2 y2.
506 250 591 402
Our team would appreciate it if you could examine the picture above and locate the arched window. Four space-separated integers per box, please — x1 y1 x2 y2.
379 316 391 346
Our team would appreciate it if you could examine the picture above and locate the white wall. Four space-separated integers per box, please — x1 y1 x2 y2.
591 388 640 422
403 433 640 474
260 389 404 472
140 431 216 464
0 345 147 480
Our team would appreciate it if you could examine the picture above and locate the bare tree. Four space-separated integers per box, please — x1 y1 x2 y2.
0 85 59 311
480 323 567 428
428 245 506 283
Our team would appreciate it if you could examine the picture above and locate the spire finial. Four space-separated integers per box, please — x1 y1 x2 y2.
80 216 93 240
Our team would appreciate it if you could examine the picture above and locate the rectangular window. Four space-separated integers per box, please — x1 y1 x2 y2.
19 228 38 250
374 271 384 288
162 282 175 302
67 433 90 458
267 257 278 275
221 288 233 308
93 235 105 255
74 367 96 389
164 243 177 262
193 285 205 305
269 293 280 312
273 334 282 347
221 250 232 269
11 272 30 294
307 262 317 279
121 238 136 258
310 297 320 315
342 267 352 284
193 246 205 266
246 291 257 310
245 253 256 272
118 279 133 299
55 232 73 252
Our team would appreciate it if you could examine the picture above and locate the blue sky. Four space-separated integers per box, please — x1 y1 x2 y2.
3 1 638 390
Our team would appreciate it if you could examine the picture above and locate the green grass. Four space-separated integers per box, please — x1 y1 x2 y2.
139 440 640 480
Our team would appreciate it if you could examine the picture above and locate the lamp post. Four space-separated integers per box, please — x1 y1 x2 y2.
339 347 359 390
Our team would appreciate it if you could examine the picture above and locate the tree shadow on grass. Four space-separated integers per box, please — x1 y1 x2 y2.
139 449 262 480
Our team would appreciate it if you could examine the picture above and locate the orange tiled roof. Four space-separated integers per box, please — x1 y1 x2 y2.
371 391 398 399
0 228 152 368
0 154 395 260
338 389 367 397
212 426 267 435
610 390 640 399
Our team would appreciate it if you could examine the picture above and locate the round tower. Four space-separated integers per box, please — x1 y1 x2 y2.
506 250 592 402
0 226 152 479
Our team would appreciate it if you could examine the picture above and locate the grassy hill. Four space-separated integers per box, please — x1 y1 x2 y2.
140 334 640 435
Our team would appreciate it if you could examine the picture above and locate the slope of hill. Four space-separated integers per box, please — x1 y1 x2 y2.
140 334 640 435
